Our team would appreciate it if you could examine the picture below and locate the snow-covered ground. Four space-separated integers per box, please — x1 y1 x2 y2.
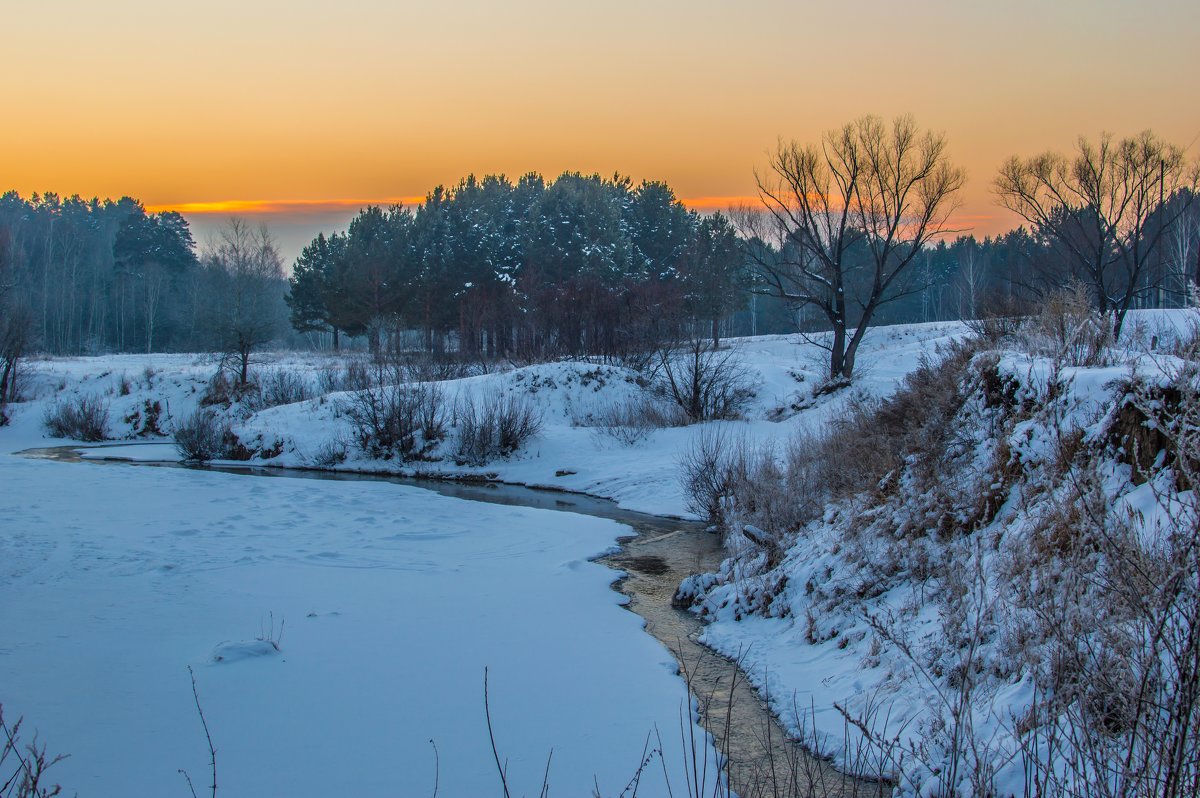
3 450 730 796
3 323 968 517
681 310 1200 796
0 322 973 796
0 364 736 796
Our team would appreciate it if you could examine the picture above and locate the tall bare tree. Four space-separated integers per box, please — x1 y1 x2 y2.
204 219 286 387
995 131 1200 337
744 115 965 381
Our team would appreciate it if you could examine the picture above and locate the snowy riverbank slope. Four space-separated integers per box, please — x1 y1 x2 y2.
680 310 1200 796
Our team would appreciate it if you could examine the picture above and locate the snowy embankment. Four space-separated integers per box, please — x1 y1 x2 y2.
679 310 1200 797
3 323 968 518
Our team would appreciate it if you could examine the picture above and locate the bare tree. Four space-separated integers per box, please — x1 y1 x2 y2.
743 114 965 381
954 239 986 321
1164 193 1200 305
204 219 286 387
995 131 1200 338
0 234 33 409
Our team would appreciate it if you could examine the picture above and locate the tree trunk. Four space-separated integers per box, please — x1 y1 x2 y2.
829 323 846 382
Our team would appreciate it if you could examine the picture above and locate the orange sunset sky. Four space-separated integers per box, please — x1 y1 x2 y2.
3 0 1198 261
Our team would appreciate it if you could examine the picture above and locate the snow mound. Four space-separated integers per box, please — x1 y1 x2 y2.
211 639 281 663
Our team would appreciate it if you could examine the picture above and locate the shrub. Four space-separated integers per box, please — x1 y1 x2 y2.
453 391 542 465
965 291 1026 343
257 368 311 408
653 337 756 422
174 409 233 462
200 371 235 407
123 399 168 437
1 703 67 797
686 338 983 539
344 381 447 460
680 426 743 523
593 396 688 445
1017 283 1114 366
42 394 109 441
311 438 349 467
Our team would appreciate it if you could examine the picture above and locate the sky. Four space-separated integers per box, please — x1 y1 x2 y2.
3 0 1198 262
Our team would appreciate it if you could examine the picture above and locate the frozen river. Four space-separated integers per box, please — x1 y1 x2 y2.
0 448 722 797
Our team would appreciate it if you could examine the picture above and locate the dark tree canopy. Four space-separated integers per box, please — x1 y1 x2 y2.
287 172 759 361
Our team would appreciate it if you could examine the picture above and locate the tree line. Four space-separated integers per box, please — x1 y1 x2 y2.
286 172 745 360
2 116 1198 392
0 193 290 356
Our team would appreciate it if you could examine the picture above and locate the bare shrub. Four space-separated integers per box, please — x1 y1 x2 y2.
344 381 447 461
680 426 744 524
42 394 109 441
341 358 372 391
405 353 484 382
453 391 542 466
310 438 349 467
1017 282 1114 366
681 336 987 583
1 704 66 798
256 368 311 408
1172 304 1200 361
123 399 168 437
200 370 247 408
593 396 688 445
653 336 756 422
317 357 372 394
173 409 232 462
964 290 1025 342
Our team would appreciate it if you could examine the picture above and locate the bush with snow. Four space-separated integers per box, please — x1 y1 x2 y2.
453 391 542 466
173 408 251 462
42 394 109 441
343 380 447 461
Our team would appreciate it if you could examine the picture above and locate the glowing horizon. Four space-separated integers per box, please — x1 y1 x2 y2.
4 0 1197 261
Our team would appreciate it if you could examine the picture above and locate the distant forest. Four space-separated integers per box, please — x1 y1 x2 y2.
1 169 1198 363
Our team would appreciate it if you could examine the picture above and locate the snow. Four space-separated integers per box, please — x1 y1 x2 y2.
11 317 1114 796
0 453 725 797
677 310 1200 795
3 324 972 520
